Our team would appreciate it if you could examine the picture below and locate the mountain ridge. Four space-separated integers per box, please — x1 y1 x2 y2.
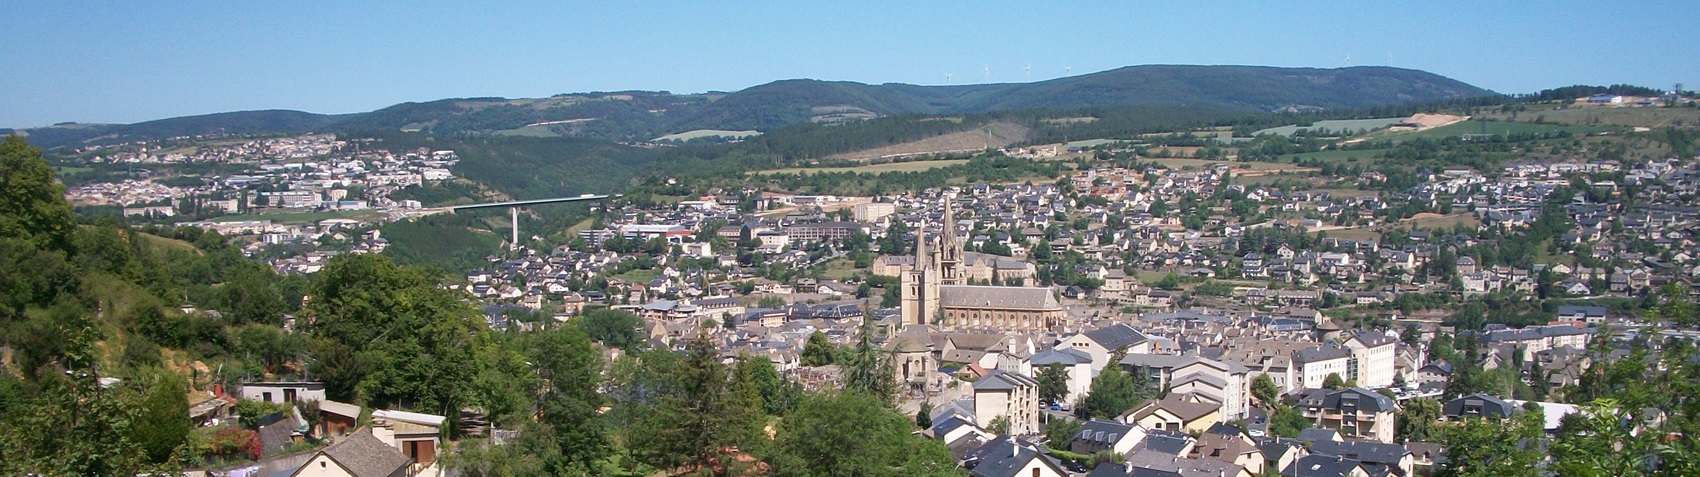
6 65 1494 148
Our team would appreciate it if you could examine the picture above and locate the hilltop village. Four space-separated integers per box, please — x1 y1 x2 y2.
146 133 1700 475
25 93 1700 476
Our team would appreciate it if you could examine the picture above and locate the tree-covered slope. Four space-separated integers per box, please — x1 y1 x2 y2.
10 65 1495 146
675 65 1493 132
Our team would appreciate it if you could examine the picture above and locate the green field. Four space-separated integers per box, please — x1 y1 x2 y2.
494 125 561 138
752 159 970 176
136 232 200 253
1254 118 1406 136
1236 172 1317 185
53 166 94 174
1478 106 1700 129
1385 120 1617 142
1279 148 1393 163
1323 213 1480 241
208 209 380 224
613 268 659 284
653 129 761 142
820 258 864 280
1312 188 1381 198
1149 158 1300 171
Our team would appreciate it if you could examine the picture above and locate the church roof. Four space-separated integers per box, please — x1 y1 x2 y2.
940 285 1061 311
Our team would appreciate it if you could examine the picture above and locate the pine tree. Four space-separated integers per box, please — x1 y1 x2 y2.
843 317 896 404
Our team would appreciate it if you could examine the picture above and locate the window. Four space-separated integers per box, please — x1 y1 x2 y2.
1032 468 1040 477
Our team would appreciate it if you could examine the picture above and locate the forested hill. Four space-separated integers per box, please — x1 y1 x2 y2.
10 65 1491 148
6 110 350 149
670 65 1493 131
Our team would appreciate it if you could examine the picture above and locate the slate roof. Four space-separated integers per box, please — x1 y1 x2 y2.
967 438 1068 477
1297 428 1341 442
1294 344 1352 364
1030 347 1093 366
1120 353 1200 370
317 428 413 477
1281 455 1365 477
1084 324 1151 351
1073 419 1139 446
1557 305 1608 318
973 370 1039 392
1347 332 1398 348
1125 448 1246 477
941 285 1062 311
1443 393 1517 419
1137 429 1195 456
1255 437 1306 463
1127 395 1221 424
1321 388 1399 414
1087 462 1137 477
1308 439 1411 466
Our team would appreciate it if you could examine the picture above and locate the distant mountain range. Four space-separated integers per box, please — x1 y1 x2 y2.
5 65 1492 149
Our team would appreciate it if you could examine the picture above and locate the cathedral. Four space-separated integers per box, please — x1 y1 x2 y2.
900 199 1065 332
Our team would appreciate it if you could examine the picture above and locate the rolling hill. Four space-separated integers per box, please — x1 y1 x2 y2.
671 65 1492 131
7 65 1494 149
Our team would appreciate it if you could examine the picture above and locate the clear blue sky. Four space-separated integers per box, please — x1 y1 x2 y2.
4 1 1694 128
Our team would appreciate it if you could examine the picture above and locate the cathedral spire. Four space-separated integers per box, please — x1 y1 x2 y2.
914 217 929 268
940 195 959 251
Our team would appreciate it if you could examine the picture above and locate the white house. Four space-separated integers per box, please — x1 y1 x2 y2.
239 381 326 404
1344 332 1398 388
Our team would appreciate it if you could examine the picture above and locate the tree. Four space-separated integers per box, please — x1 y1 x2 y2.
0 136 76 252
130 372 191 464
1156 273 1182 290
303 253 482 423
988 415 1012 435
1043 417 1084 449
1395 398 1442 443
529 325 607 470
630 334 764 474
1436 413 1544 477
1323 373 1346 390
574 308 645 350
1037 364 1070 405
1251 374 1279 409
915 401 933 429
0 309 160 476
843 319 896 403
1268 404 1311 438
1401 324 1423 347
800 331 838 366
218 264 286 325
741 357 800 416
1081 364 1148 419
758 295 787 308
772 392 958 477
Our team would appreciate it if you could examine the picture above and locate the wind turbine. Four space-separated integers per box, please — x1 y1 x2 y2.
1065 65 1072 75
1025 64 1032 82
1344 52 1352 66
945 73 952 84
984 65 990 83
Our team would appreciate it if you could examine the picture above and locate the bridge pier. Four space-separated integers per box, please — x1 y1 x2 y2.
510 206 520 249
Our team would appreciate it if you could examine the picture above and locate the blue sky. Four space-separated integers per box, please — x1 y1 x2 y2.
3 1 1695 127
